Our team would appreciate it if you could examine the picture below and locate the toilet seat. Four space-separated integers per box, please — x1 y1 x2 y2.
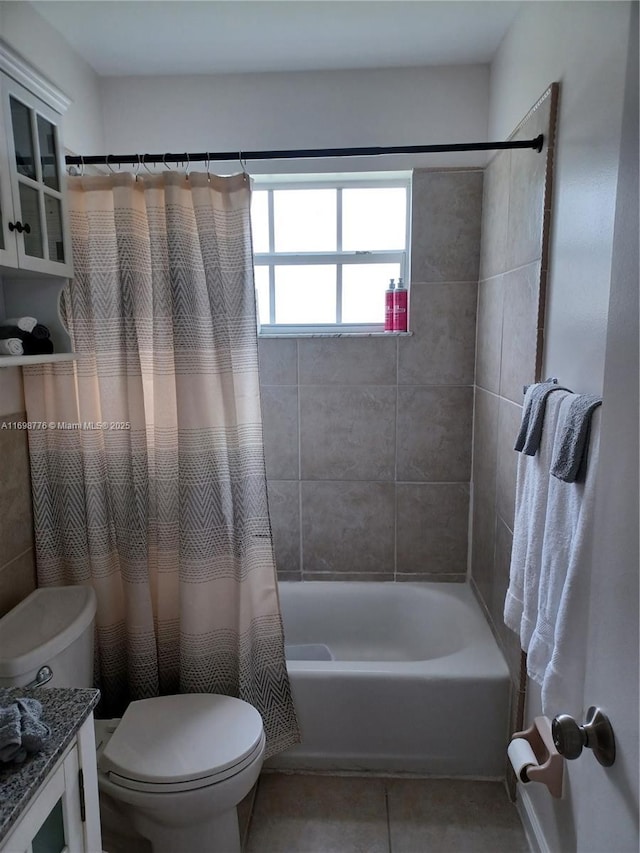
99 694 265 794
104 733 266 794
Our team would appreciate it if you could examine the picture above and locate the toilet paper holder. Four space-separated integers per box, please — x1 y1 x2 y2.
510 716 564 798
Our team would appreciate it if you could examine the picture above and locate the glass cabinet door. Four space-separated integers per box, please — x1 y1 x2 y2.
10 95 62 265
31 798 67 853
0 77 19 268
2 75 72 277
0 745 86 853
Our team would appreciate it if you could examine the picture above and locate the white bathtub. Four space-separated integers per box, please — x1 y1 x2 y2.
269 582 510 777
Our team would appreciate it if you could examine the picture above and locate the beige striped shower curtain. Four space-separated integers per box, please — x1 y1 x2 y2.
22 171 299 757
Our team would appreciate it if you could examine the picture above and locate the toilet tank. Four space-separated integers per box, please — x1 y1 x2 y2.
0 586 97 689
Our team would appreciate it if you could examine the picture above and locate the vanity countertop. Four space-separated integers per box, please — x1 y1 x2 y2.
0 687 100 845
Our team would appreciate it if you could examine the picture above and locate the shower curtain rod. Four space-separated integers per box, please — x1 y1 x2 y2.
65 134 544 167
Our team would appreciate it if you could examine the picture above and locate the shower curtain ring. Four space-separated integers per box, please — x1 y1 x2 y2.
162 153 171 171
238 152 250 182
142 153 154 174
205 152 211 181
134 153 142 180
80 155 85 177
106 154 116 173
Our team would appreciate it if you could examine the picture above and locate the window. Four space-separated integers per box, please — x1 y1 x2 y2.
251 173 411 333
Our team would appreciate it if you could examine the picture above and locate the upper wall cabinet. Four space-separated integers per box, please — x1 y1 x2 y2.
0 74 73 278
0 42 75 365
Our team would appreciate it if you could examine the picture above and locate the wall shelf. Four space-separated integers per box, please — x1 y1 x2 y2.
0 353 76 367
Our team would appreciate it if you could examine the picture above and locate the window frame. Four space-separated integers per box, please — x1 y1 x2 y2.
252 173 412 335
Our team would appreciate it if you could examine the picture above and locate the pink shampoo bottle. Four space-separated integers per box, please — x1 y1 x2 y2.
393 277 408 332
384 278 396 331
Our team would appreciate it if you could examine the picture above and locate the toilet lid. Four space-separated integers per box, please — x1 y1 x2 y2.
99 694 264 788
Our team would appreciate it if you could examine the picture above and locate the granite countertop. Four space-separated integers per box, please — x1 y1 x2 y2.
0 687 100 846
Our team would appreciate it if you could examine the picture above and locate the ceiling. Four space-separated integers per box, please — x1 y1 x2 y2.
31 1 522 76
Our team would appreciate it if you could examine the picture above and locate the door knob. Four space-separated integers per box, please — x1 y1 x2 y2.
552 706 615 766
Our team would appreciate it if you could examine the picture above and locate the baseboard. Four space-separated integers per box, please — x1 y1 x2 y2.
516 786 552 853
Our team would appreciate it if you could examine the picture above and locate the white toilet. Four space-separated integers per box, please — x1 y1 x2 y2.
0 586 265 853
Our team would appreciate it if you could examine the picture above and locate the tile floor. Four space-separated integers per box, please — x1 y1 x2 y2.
245 773 529 853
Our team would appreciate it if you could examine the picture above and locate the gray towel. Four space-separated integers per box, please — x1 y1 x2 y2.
31 324 51 341
515 380 571 455
0 698 50 763
550 394 603 482
16 698 50 753
0 704 24 763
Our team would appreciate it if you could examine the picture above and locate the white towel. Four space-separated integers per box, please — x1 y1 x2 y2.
504 390 571 649
527 403 601 716
4 316 37 333
0 338 24 356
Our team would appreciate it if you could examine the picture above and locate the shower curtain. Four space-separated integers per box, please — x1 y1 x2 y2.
22 171 299 757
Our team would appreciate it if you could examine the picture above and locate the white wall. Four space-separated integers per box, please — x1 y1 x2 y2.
489 0 631 395
100 65 489 172
490 3 638 851
0 367 24 415
0 0 105 154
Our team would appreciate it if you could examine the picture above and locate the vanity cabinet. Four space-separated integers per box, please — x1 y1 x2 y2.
0 716 101 853
0 41 74 364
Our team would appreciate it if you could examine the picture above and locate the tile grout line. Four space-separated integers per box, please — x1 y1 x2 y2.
394 336 399 581
385 782 393 853
0 546 34 574
468 268 482 583
296 339 304 580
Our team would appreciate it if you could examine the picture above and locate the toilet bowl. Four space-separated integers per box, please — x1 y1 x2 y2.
95 693 265 853
0 587 266 853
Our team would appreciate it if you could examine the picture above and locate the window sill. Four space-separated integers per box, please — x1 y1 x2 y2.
258 331 413 338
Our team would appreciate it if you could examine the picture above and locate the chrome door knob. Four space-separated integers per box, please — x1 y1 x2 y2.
552 706 616 767
552 714 585 759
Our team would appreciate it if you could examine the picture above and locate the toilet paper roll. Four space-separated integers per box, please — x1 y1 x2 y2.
508 737 538 782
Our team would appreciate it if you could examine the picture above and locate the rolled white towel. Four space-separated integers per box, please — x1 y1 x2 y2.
4 316 37 333
0 338 24 356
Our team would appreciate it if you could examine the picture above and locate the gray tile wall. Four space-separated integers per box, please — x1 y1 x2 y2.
470 86 558 697
0 412 36 616
260 168 483 582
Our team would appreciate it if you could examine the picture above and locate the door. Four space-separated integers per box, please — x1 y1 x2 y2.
576 13 639 850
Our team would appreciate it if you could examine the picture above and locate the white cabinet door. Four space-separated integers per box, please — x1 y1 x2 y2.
0 74 18 270
1 74 73 278
1 756 82 852
1 723 101 853
75 718 102 853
